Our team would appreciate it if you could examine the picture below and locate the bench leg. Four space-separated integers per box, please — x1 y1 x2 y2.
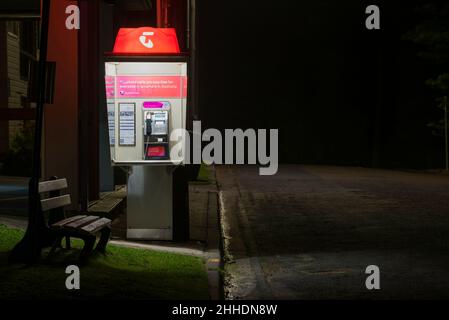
79 236 96 262
65 236 71 249
95 227 111 254
47 234 64 259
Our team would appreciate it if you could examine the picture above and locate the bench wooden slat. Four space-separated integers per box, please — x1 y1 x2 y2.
38 179 68 193
41 194 71 211
65 216 99 229
51 215 87 228
81 218 111 234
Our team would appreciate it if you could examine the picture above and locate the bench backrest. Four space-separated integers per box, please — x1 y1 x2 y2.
38 178 71 211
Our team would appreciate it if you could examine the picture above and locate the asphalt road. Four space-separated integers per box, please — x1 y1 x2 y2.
0 176 28 216
216 165 449 299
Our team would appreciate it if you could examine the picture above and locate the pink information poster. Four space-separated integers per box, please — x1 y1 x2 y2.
115 76 187 99
105 76 115 99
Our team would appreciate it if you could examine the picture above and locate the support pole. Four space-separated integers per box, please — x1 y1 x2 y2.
10 0 52 263
445 101 448 171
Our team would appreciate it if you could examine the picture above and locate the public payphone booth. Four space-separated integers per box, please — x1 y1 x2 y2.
104 27 188 240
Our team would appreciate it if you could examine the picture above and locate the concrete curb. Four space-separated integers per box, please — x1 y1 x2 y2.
203 167 224 300
109 240 205 257
217 189 233 300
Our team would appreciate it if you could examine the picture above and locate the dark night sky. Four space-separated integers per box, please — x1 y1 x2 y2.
197 0 445 168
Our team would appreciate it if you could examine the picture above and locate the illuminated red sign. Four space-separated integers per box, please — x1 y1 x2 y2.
112 27 180 54
147 146 166 157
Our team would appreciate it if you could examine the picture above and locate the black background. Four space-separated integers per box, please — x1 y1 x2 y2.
197 0 446 168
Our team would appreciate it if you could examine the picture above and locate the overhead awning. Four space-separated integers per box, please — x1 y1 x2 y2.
0 0 40 19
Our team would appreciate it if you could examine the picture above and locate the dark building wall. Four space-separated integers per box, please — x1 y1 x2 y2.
0 24 8 157
197 0 444 169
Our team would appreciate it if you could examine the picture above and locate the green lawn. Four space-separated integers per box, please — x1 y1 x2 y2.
191 164 215 185
0 225 209 300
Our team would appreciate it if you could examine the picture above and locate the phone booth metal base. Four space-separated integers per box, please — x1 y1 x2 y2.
127 166 173 240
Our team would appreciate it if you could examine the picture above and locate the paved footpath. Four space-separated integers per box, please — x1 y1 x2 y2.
0 176 28 216
217 165 449 299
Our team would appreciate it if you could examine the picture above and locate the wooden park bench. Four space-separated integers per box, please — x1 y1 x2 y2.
39 177 112 261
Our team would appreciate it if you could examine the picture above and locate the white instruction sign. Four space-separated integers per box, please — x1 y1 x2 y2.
107 103 115 146
119 103 135 146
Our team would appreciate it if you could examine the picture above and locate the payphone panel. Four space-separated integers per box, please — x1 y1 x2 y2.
104 61 187 166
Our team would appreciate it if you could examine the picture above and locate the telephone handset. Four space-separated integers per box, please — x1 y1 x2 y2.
145 117 152 136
